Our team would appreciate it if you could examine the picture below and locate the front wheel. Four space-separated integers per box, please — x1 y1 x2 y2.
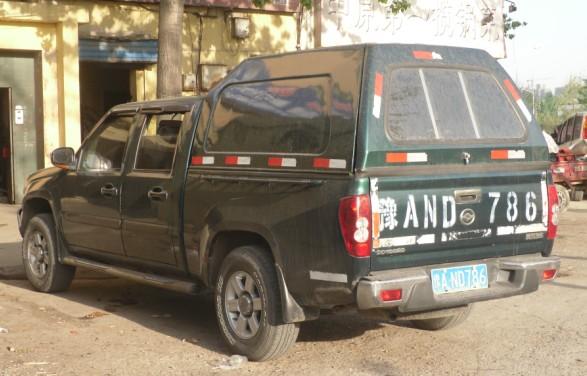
410 305 472 331
215 246 299 361
22 213 75 292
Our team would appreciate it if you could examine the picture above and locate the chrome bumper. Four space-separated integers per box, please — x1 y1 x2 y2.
357 253 560 313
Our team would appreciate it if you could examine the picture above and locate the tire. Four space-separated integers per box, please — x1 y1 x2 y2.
22 213 75 293
215 245 299 361
556 185 570 213
570 189 584 201
410 305 472 331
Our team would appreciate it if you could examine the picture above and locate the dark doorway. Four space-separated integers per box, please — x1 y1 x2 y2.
0 88 11 203
79 63 133 140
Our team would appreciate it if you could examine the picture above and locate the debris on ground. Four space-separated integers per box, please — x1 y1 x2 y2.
79 311 109 320
7 346 15 352
213 355 248 370
0 327 8 333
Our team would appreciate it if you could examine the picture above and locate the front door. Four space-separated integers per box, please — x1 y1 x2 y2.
60 112 137 256
121 111 186 265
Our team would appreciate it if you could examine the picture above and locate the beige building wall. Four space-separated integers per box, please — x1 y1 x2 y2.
80 2 299 100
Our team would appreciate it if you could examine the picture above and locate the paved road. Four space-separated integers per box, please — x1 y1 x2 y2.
0 202 586 375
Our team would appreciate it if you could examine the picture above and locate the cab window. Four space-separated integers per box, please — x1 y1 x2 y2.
134 113 184 171
79 114 135 172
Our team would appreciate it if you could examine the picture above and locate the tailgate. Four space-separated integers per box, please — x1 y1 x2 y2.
359 45 553 271
370 170 549 270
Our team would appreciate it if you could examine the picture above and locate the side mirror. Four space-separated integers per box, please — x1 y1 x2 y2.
51 147 76 170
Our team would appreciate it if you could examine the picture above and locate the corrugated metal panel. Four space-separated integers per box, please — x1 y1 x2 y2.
79 39 158 63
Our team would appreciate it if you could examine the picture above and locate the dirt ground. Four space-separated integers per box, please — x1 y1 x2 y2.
1 202 586 375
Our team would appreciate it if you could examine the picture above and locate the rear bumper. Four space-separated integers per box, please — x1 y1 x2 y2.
356 253 560 313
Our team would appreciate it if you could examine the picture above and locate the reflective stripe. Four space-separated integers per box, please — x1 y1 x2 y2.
491 149 526 160
268 157 297 168
225 156 251 165
191 156 214 165
386 152 428 163
313 158 347 169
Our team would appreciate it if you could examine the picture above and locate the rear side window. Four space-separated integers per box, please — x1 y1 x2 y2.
206 76 330 154
386 68 525 142
134 113 184 171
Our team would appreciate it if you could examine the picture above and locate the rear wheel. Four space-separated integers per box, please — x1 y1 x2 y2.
570 189 584 202
22 214 75 292
215 245 299 361
410 305 472 331
556 185 570 213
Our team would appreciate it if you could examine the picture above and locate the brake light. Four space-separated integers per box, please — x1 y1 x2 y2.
338 195 372 258
542 269 557 281
546 184 559 240
582 115 587 139
380 289 402 302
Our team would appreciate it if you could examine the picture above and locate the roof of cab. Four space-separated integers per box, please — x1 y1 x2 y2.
110 95 201 113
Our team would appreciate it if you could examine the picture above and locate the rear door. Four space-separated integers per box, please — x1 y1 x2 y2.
360 48 551 271
121 110 189 265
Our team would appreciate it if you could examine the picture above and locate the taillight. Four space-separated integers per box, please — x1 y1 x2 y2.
380 289 402 302
547 184 559 240
542 269 557 281
338 194 372 258
582 115 587 139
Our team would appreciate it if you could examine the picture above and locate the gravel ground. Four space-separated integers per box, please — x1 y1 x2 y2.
0 202 586 376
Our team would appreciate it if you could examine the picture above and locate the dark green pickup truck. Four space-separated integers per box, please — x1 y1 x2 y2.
18 44 560 361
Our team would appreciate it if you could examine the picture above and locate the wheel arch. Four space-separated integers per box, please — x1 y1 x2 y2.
205 227 316 323
20 193 55 236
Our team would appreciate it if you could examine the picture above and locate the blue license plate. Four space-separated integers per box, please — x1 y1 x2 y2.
431 264 488 295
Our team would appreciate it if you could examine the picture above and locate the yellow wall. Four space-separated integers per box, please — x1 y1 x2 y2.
0 0 298 165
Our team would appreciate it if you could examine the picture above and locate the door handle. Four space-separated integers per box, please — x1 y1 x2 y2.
148 187 168 201
100 184 119 198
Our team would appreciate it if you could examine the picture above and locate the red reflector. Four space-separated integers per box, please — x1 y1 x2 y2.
374 72 384 96
338 195 372 258
582 115 587 140
268 157 282 167
313 158 330 168
386 152 407 163
380 289 402 302
413 50 433 60
547 184 559 240
490 149 509 160
542 269 557 281
503 79 521 101
225 155 238 165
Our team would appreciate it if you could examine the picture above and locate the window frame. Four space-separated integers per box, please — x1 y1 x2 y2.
203 75 333 156
383 64 528 146
76 110 138 174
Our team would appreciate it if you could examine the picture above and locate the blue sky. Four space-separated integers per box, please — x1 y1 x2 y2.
499 0 587 90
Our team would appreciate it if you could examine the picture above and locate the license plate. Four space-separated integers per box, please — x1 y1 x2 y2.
431 264 488 295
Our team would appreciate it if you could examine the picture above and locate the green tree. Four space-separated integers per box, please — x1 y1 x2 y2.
578 79 587 107
536 78 587 132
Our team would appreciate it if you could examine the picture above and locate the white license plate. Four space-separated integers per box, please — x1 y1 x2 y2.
431 264 489 295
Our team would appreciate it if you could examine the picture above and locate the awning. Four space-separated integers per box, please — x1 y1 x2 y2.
79 39 158 63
